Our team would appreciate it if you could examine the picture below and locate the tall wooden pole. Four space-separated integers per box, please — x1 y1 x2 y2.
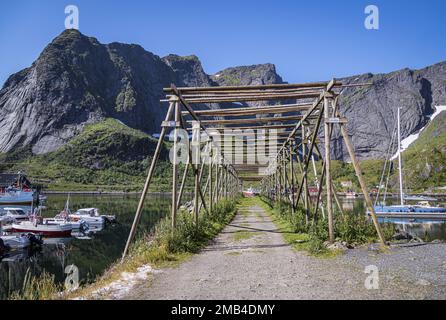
122 101 175 261
324 95 335 243
289 143 295 214
302 125 309 221
171 101 180 230
194 166 200 224
209 151 213 213
339 122 386 246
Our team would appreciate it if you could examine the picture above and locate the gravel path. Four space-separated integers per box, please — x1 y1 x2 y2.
123 204 445 300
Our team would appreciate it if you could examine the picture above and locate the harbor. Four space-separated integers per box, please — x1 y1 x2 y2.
0 193 172 299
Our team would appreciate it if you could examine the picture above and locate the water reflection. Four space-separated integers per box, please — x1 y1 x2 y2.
0 194 172 299
339 196 446 241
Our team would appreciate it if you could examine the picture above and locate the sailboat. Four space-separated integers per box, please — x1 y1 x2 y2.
374 107 446 217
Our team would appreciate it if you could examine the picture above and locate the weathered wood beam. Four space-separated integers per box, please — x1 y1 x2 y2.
188 124 307 132
186 115 318 126
181 103 313 117
173 92 322 104
163 81 343 93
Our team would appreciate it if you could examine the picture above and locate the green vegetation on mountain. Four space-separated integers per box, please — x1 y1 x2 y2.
0 119 174 192
400 111 446 191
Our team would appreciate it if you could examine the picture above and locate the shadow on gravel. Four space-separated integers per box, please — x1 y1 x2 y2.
224 224 288 234
202 243 292 252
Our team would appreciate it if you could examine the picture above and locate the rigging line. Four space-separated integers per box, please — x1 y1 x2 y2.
383 127 398 204
375 121 398 206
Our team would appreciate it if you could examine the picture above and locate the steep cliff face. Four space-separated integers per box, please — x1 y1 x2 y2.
0 29 445 161
334 61 446 160
0 30 179 154
0 30 284 155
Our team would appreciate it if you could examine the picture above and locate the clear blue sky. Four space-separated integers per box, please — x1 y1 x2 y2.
0 0 445 87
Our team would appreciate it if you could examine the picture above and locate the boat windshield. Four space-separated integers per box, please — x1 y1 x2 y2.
76 209 94 216
7 209 27 216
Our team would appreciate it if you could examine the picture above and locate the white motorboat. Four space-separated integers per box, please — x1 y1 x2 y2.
59 195 108 226
0 212 14 227
69 208 114 225
2 207 31 221
0 233 43 249
0 235 30 249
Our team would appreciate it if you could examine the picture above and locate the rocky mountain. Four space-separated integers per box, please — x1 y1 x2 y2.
211 64 284 87
0 30 282 155
0 29 445 162
334 62 446 160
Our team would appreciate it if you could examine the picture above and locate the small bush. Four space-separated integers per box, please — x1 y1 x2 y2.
272 200 309 234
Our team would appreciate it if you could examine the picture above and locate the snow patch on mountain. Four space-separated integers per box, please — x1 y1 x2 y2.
391 106 446 159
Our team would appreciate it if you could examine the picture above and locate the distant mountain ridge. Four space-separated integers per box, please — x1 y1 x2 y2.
0 29 445 161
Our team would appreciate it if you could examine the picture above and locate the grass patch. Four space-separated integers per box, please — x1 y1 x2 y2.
10 270 62 300
233 230 259 242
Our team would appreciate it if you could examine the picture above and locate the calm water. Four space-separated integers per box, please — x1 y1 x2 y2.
0 194 172 299
0 194 445 299
341 197 446 240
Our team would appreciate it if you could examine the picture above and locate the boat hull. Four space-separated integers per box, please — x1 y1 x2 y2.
10 223 72 237
374 205 446 214
1 235 30 249
372 205 446 220
0 191 35 205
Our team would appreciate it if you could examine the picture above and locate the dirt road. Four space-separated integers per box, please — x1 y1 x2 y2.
122 202 445 300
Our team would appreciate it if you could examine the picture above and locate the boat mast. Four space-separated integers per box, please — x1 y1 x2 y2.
397 107 404 206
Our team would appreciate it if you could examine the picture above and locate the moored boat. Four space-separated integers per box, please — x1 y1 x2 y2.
0 233 43 249
243 188 256 197
44 217 87 231
1 207 31 221
69 208 105 225
10 220 73 237
373 108 446 217
345 191 358 199
0 212 14 227
0 190 35 205
70 208 116 224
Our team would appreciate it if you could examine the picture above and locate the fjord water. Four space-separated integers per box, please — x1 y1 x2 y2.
0 194 445 299
0 194 172 299
341 197 446 241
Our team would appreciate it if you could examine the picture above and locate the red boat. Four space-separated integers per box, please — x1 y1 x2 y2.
243 188 258 197
10 220 73 237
